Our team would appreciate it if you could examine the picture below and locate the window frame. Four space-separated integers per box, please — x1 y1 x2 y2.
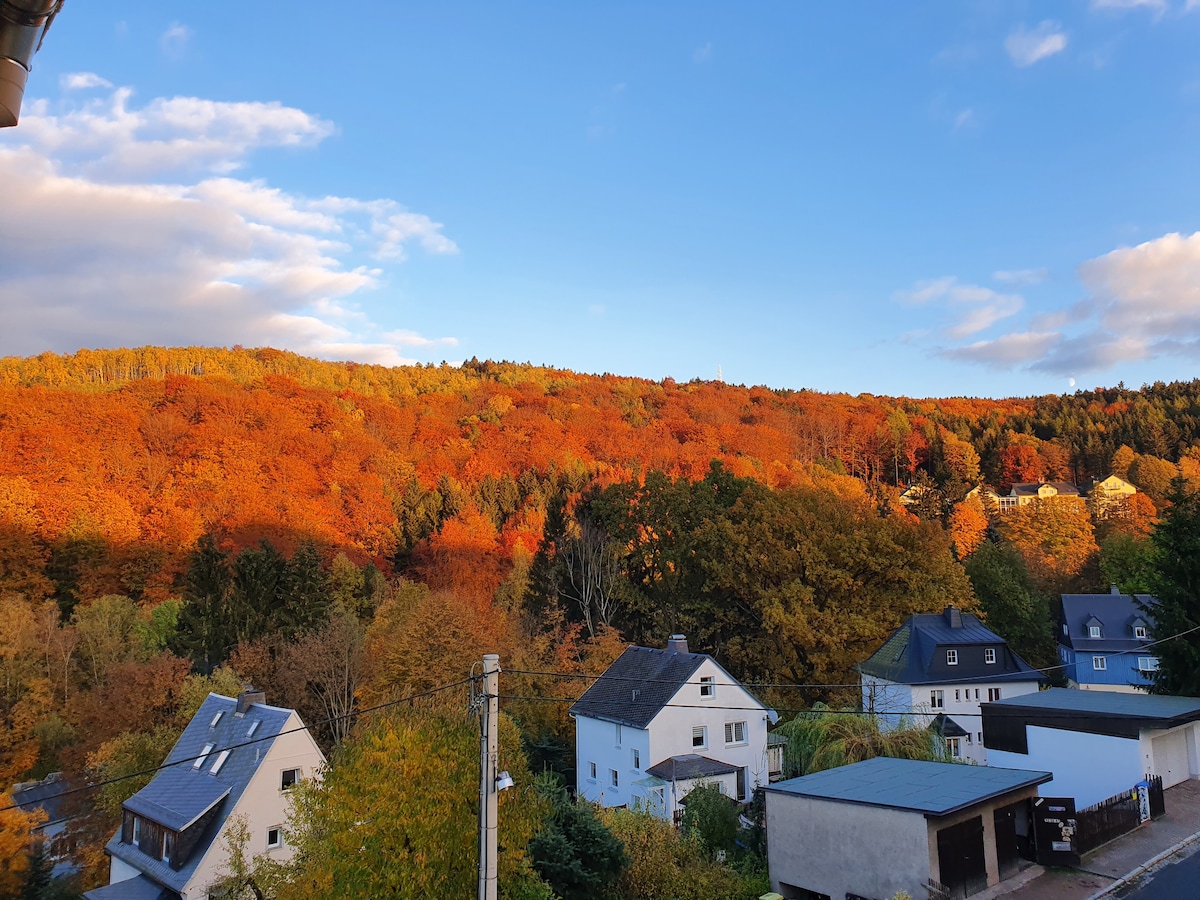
1135 626 1148 639
267 826 283 850
947 738 961 758
588 761 597 781
724 721 748 746
930 690 944 710
985 648 996 664
692 725 708 749
281 768 301 791
699 676 716 698
1089 625 1102 638
194 742 215 769
1139 657 1159 672
631 748 640 770
1093 656 1107 671
609 768 619 789
615 723 622 747
946 649 958 666
987 687 1002 702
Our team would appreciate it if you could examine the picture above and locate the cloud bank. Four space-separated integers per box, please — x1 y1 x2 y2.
1005 21 1069 67
0 84 457 365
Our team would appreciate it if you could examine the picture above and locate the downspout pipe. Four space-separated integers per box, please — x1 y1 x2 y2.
1 0 63 128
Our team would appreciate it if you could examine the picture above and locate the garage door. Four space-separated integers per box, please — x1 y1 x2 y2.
1152 729 1191 788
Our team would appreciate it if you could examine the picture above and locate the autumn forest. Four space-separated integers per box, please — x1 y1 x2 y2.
2 346 1199 896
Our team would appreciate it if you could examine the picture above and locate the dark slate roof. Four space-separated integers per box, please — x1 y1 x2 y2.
1009 481 1081 497
105 694 297 895
857 608 1045 686
1060 592 1157 653
646 754 740 780
983 687 1200 741
570 644 758 728
930 714 969 738
764 757 1051 817
83 874 180 900
10 773 69 825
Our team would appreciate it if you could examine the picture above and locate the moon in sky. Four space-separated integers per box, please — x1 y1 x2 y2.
1068 378 1076 388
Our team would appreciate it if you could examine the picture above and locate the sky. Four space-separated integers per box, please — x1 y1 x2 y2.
1 1 1199 399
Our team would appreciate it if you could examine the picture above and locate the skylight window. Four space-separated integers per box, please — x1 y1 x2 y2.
194 743 215 769
247 720 260 738
211 711 224 727
210 749 231 775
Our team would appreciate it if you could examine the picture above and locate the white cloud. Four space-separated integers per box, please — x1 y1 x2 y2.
0 84 457 364
161 22 192 58
693 42 713 64
1005 21 1069 68
60 72 113 91
898 276 1024 338
993 267 1048 285
1091 0 1168 12
954 108 976 130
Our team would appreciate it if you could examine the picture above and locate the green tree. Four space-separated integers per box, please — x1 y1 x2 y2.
679 782 739 860
775 706 949 778
1099 532 1155 594
964 542 1056 670
1145 483 1200 695
529 775 627 897
175 534 234 671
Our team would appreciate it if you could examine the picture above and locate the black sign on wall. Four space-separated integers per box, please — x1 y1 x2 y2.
1033 796 1080 868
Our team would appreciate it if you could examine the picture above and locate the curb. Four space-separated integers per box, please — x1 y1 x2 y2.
1084 829 1200 900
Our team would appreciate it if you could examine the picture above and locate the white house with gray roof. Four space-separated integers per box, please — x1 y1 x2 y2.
84 690 325 900
570 635 773 821
858 606 1044 765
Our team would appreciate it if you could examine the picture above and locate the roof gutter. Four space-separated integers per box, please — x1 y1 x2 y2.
1 0 62 127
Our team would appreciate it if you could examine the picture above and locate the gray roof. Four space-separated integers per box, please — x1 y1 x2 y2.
104 694 297 894
1060 592 1157 653
10 773 69 825
645 754 740 781
930 714 969 738
570 644 759 728
858 607 1044 686
1009 481 1081 497
986 687 1200 720
764 757 1051 817
83 874 180 900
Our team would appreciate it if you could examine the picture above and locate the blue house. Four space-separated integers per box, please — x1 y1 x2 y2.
1058 588 1158 692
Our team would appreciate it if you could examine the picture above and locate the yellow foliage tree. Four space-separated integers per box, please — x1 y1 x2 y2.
997 497 1098 589
948 495 989 559
0 798 43 896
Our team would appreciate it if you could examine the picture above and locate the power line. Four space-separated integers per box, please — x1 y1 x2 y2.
1 676 477 816
500 694 984 717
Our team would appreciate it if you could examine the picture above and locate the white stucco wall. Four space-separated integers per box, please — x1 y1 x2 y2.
575 714 651 809
865 676 1041 765
186 708 326 899
1141 723 1200 789
989 725 1141 808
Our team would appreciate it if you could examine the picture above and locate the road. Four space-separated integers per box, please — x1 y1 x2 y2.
1120 841 1200 900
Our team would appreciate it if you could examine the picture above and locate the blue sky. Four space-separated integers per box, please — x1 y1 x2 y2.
2 1 1198 398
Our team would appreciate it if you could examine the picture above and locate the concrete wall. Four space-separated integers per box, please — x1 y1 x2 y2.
766 794 929 900
989 725 1141 808
186 709 326 900
924 787 1038 891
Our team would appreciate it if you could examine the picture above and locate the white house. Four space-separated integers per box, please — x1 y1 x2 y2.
84 690 326 900
858 606 1044 764
570 635 773 821
984 688 1200 807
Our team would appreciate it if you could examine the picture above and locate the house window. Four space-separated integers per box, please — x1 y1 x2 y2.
163 830 176 863
955 689 961 702
965 733 972 745
615 723 622 747
1139 657 1160 672
987 688 1002 702
132 816 143 848
1093 656 1107 671
725 721 747 745
700 676 715 698
692 726 708 749
210 749 231 775
281 768 301 790
1089 625 1102 638
610 769 619 789
931 690 944 710
736 767 748 802
631 749 640 769
267 827 283 850
589 761 597 781
985 648 996 664
194 742 214 769
947 738 961 758
946 650 958 666
1135 626 1148 639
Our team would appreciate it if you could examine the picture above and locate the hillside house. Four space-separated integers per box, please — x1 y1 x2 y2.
571 635 773 821
858 607 1044 764
84 690 326 900
1059 588 1158 692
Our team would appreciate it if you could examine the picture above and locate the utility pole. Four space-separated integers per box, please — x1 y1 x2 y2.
478 654 500 900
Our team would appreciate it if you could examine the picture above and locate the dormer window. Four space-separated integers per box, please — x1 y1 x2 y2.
985 648 996 664
194 743 215 769
1135 626 1147 639
946 650 958 666
1089 625 1101 638
700 676 715 698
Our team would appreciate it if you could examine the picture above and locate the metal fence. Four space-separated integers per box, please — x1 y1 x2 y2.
1076 788 1142 854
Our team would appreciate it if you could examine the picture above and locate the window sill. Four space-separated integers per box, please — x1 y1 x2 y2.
725 742 749 748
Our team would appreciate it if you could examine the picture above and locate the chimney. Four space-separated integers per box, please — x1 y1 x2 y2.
666 634 688 654
236 689 265 716
1111 584 1121 595
944 607 963 629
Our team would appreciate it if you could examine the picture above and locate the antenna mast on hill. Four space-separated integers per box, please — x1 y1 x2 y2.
717 364 723 383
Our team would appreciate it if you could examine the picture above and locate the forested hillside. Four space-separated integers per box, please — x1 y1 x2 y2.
1 346 1198 892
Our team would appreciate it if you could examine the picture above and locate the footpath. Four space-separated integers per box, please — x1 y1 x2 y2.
1002 780 1200 900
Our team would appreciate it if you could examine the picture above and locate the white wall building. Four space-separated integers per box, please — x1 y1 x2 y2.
858 607 1044 764
85 690 326 900
571 635 773 821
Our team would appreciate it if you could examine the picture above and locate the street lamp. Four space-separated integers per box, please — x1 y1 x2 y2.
1 0 63 128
